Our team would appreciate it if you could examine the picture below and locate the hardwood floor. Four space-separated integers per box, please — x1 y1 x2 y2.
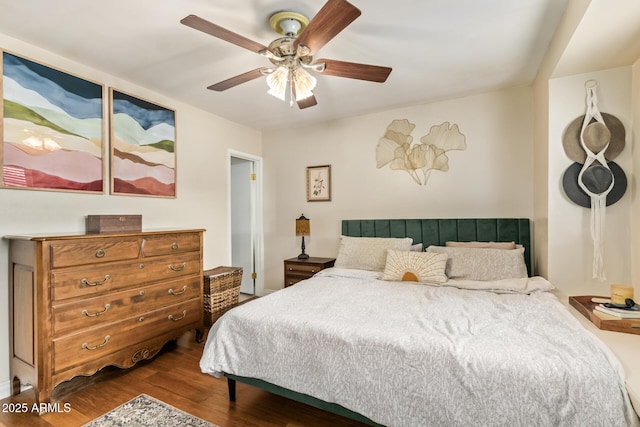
0 330 369 427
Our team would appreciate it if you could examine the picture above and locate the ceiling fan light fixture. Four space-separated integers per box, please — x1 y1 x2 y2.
183 1 391 109
293 67 316 101
279 19 301 36
269 11 309 36
266 66 289 100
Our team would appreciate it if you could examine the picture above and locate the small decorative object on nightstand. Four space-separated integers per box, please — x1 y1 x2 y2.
295 214 310 259
284 257 336 287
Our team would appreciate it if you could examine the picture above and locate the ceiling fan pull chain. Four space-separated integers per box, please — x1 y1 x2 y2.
289 76 295 108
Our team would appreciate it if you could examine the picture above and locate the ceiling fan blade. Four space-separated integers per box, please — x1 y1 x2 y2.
315 59 392 83
291 83 318 109
181 15 270 54
207 68 268 91
294 0 361 54
297 95 318 109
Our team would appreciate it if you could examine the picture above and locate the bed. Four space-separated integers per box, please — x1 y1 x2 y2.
200 218 639 426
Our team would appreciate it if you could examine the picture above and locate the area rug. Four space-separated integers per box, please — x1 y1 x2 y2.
82 394 218 427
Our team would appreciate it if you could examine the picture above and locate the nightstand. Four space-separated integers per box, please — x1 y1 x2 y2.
284 257 336 287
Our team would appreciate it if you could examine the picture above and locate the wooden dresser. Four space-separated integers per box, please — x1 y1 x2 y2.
284 257 336 287
6 229 204 405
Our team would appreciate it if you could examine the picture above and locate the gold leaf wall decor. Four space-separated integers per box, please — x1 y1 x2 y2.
376 119 466 186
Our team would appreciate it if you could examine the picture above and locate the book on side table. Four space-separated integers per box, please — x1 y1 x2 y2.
569 295 640 335
594 303 640 319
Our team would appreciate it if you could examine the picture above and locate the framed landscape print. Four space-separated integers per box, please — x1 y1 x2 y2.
1 51 104 193
306 164 331 202
109 88 176 197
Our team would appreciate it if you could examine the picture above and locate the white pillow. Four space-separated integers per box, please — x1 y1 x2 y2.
334 236 413 271
426 246 528 281
410 243 424 252
445 241 516 250
382 249 448 283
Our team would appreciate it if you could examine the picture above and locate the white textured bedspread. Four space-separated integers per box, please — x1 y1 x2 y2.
200 268 639 427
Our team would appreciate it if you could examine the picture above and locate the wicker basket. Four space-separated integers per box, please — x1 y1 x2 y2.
203 266 243 327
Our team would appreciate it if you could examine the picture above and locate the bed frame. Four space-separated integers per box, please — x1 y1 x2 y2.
341 218 532 275
225 217 532 425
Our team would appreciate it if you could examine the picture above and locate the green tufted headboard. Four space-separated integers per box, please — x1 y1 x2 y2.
341 218 532 276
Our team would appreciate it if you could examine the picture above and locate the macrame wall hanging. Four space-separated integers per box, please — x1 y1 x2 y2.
561 80 627 280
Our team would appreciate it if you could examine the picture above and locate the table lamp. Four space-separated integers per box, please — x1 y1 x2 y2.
296 214 310 259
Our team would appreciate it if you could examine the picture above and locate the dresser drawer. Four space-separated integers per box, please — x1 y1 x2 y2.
142 233 201 257
51 252 201 301
52 277 201 335
50 238 141 268
53 298 201 373
286 263 325 275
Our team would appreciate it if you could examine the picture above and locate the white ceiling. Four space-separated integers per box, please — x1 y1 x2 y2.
0 0 571 131
553 1 640 78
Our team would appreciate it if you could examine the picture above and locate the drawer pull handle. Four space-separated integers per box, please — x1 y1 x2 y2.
82 335 110 351
288 267 293 271
81 304 111 317
311 269 316 273
139 290 145 296
138 316 145 322
172 242 179 250
168 262 187 271
81 274 111 287
168 310 187 321
169 285 188 296
95 249 106 258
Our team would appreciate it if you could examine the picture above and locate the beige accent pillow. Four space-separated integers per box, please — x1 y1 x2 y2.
410 243 424 252
334 236 413 271
382 250 448 283
427 246 528 281
445 241 517 250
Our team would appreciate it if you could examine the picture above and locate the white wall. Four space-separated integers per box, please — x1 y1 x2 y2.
263 86 534 291
631 58 640 293
531 0 592 280
548 67 633 296
0 35 261 394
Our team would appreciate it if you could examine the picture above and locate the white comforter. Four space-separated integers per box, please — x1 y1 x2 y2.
200 268 639 427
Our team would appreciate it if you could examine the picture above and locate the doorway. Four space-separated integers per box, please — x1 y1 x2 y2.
229 151 263 296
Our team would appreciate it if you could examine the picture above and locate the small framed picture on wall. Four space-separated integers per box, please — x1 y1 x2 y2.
306 165 331 202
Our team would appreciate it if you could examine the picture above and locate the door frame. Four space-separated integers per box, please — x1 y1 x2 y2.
227 149 264 297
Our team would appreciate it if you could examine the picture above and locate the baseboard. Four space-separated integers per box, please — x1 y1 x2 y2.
0 380 31 400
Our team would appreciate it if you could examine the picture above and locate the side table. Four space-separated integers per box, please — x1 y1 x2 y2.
284 257 336 287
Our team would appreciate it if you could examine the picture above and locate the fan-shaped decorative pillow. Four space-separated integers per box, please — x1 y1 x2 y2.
382 249 448 283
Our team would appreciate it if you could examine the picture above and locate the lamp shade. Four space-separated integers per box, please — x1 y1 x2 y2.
266 66 289 101
296 214 310 236
293 67 316 101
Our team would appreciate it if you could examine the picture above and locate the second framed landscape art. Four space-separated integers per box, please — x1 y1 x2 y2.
109 89 176 197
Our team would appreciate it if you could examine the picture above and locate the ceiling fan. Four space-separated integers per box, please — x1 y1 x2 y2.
180 0 392 109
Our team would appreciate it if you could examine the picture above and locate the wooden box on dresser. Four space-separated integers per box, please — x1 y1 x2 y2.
5 229 205 405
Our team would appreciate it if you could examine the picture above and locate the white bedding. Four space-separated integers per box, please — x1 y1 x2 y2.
200 268 639 427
